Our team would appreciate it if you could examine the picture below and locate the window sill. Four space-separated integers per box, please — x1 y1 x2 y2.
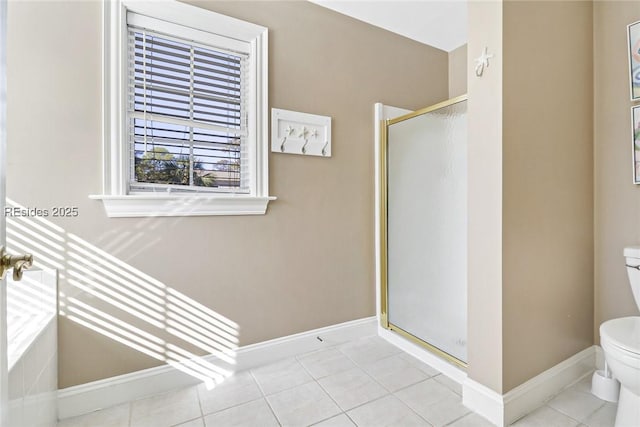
89 194 277 218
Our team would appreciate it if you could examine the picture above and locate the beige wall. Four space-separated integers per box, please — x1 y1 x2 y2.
467 0 505 394
594 2 640 339
448 44 468 98
467 0 594 394
502 0 594 392
6 1 449 387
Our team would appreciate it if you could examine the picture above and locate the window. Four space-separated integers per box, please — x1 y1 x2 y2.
93 0 274 217
128 23 246 193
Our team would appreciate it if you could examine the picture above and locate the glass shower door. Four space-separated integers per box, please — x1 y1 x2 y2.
383 97 468 365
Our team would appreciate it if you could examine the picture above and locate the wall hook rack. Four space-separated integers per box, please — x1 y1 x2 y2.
321 141 329 156
271 108 332 157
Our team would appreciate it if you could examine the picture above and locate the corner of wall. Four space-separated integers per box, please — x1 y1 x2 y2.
448 44 468 98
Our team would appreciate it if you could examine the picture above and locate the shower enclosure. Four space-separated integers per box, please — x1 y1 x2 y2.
379 95 468 367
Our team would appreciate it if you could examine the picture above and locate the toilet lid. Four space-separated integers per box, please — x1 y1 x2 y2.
601 317 640 354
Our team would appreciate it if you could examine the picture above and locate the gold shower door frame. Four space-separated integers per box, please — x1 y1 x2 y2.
379 94 468 369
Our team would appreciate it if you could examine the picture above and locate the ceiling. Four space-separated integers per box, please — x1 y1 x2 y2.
309 0 468 52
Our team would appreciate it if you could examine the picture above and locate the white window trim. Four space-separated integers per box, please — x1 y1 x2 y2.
91 0 275 217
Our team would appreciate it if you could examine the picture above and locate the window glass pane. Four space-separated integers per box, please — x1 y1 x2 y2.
128 28 246 192
132 119 241 189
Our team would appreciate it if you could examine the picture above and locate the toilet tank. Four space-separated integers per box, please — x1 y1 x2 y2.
624 246 640 311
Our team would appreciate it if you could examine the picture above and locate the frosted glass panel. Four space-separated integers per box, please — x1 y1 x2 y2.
387 100 467 362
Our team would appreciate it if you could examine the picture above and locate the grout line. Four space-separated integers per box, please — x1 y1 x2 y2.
376 393 435 427
313 376 349 413
388 394 436 426
344 362 389 393
128 385 201 427
263 396 282 427
250 357 315 397
307 411 347 427
194 382 205 419
169 415 203 427
338 344 402 369
445 412 474 426
388 377 466 426
336 350 430 418
343 411 358 427
292 357 346 424
338 347 422 396
248 368 268 397
545 402 602 426
200 395 264 419
249 370 282 427
576 401 607 425
341 393 390 414
391 377 431 395
443 410 473 426
432 373 463 396
398 352 443 378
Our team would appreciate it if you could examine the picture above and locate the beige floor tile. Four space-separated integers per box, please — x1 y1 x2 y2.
432 374 462 395
174 417 205 427
266 381 341 426
203 398 278 427
311 413 357 427
251 358 313 395
339 337 401 366
57 403 130 427
568 375 595 395
318 367 388 411
548 389 606 423
511 405 580 427
448 412 495 427
582 402 617 427
346 395 429 427
394 378 454 408
406 393 469 426
130 386 201 427
297 348 358 379
197 371 262 415
397 353 440 377
361 354 429 392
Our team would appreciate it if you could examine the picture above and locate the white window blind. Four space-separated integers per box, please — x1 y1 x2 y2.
127 16 250 193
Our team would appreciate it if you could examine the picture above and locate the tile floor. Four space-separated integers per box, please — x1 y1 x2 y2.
57 336 616 427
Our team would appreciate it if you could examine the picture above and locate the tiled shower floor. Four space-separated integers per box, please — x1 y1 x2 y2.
57 336 616 427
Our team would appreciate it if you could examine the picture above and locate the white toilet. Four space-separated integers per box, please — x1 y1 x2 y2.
600 246 640 427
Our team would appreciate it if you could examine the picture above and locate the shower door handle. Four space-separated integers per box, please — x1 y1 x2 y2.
0 246 33 281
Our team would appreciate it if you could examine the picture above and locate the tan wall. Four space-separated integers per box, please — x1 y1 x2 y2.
467 0 594 394
467 0 504 394
6 0 449 387
502 0 594 392
448 44 468 98
594 2 640 340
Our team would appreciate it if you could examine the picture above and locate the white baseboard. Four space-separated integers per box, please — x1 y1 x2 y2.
58 320 600 425
463 346 597 426
503 346 596 424
58 316 377 420
377 326 467 384
462 377 504 426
